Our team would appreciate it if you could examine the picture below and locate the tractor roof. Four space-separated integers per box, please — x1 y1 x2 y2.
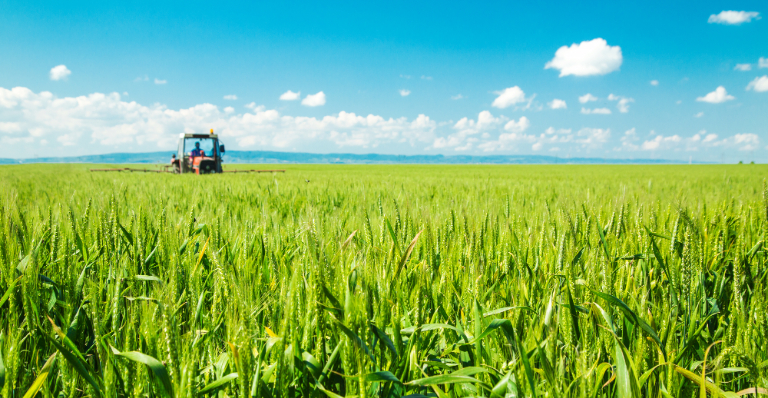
179 133 219 139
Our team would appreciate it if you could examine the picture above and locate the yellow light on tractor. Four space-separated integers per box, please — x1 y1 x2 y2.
210 129 214 135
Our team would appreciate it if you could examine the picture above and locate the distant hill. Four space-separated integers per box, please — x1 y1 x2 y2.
0 150 686 165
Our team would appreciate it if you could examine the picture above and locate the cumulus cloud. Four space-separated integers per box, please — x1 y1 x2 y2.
504 116 531 133
545 38 622 77
0 86 438 154
708 10 760 25
579 93 598 103
433 111 510 151
608 94 634 113
49 65 71 81
548 99 567 109
399 89 411 97
491 86 527 109
280 90 301 100
302 91 326 107
581 107 611 115
154 78 167 85
223 95 238 100
734 64 752 71
696 86 735 103
760 57 768 68
747 76 768 92
650 80 659 86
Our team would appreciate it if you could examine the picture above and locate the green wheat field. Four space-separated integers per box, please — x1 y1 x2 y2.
0 163 766 398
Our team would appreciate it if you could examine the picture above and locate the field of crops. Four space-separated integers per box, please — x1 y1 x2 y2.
0 163 766 398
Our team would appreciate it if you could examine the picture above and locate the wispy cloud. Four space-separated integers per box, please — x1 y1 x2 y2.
708 10 760 25
154 78 167 85
399 89 411 97
581 107 611 115
608 94 634 113
223 94 238 100
579 93 598 104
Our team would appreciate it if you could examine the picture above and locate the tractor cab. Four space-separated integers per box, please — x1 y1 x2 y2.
173 130 226 174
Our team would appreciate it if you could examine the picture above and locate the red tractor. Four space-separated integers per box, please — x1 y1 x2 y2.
90 129 285 174
172 130 225 174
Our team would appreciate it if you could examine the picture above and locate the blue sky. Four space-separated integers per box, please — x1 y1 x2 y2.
1 0 766 161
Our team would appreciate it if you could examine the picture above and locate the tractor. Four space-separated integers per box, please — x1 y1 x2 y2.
172 130 225 174
89 129 285 174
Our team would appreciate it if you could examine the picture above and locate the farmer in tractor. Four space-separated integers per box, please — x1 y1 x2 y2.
190 142 204 157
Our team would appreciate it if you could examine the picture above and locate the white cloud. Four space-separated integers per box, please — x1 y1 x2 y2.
280 90 301 101
545 38 622 77
223 94 238 100
650 80 659 86
399 89 411 97
244 102 265 111
532 142 543 151
154 78 167 85
579 93 598 104
504 116 530 133
572 128 611 148
617 128 639 150
548 99 567 109
733 133 759 150
434 111 511 151
641 134 682 151
491 86 527 109
49 65 71 81
696 86 735 103
581 107 611 115
421 75 433 80
708 11 760 25
545 127 572 135
607 94 634 113
760 57 768 68
302 91 326 107
0 86 437 154
617 130 756 153
451 94 464 100
734 64 752 71
694 112 704 118
746 76 768 92
134 75 149 82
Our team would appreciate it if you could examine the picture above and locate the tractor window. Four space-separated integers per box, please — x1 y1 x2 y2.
184 138 217 157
